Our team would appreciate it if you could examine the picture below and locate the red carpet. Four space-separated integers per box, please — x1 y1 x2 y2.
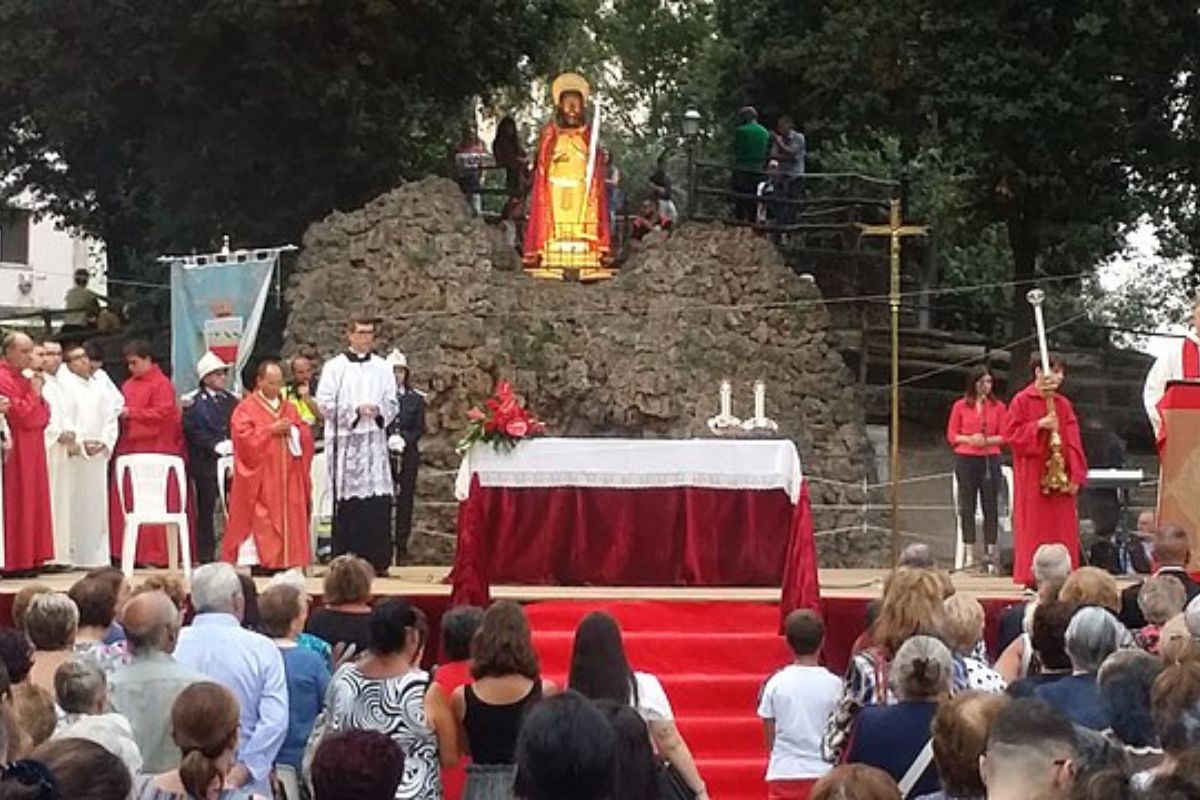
526 600 791 800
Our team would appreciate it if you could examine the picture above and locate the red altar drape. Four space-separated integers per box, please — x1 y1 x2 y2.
450 478 820 625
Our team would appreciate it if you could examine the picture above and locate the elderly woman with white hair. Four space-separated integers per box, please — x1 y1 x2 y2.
1034 606 1132 730
995 543 1073 681
942 594 1006 693
844 636 952 797
24 592 80 694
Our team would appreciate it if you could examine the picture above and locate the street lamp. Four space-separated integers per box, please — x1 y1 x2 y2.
682 109 702 219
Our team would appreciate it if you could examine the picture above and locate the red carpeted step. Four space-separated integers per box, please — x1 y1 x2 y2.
656 672 768 717
532 629 791 677
677 715 767 758
523 599 783 633
694 756 769 800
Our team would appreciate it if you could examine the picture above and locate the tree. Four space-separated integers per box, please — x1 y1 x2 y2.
0 0 568 283
715 0 1199 372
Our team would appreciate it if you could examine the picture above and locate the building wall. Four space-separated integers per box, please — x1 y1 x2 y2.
0 203 105 317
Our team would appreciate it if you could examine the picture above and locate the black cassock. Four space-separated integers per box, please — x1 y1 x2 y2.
388 389 426 561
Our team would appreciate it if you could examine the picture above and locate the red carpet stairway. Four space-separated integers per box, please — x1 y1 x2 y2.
526 600 793 800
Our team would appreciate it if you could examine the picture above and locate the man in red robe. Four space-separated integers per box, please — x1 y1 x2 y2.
1005 353 1088 585
222 361 314 569
110 340 187 566
523 72 612 280
0 333 54 573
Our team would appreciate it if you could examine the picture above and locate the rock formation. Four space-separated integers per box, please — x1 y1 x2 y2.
285 177 886 566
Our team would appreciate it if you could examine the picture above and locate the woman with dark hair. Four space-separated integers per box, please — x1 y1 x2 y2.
567 611 708 799
492 116 529 204
946 365 1007 571
450 601 554 799
1 738 132 800
326 598 459 800
133 681 257 798
312 729 407 800
514 691 616 800
433 605 483 800
306 555 375 654
595 701 659 800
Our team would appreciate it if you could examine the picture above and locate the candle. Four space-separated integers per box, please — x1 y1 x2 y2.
720 380 732 418
754 380 765 420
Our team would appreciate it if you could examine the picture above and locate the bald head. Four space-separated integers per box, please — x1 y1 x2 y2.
257 361 284 400
1156 525 1191 568
122 591 180 655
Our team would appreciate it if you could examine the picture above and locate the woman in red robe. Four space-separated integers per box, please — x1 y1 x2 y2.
0 333 55 572
1005 357 1088 585
109 341 186 566
221 362 314 569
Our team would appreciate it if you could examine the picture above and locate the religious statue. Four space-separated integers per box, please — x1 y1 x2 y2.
523 72 612 281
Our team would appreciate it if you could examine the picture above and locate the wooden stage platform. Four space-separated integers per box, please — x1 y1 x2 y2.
0 566 1037 603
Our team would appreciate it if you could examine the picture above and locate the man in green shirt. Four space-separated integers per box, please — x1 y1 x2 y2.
63 268 101 331
732 106 770 222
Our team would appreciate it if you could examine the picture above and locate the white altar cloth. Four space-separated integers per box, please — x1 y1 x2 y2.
455 437 803 503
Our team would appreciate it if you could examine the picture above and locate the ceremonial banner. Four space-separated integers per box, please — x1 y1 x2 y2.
169 254 275 395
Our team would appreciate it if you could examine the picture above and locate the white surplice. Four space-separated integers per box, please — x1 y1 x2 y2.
58 369 119 567
315 352 398 500
42 371 76 564
1143 330 1200 438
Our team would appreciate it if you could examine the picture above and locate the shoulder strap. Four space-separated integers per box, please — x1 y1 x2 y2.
897 738 935 797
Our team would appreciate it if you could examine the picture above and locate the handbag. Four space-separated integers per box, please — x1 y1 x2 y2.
656 761 697 800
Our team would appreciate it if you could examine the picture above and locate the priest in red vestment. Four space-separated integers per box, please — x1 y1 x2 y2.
0 333 54 573
1143 297 1200 449
110 340 187 566
221 361 314 569
1005 354 1088 585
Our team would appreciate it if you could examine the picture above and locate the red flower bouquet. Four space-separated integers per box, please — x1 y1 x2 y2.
456 380 546 453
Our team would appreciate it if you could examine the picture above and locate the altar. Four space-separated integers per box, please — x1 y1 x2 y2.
449 438 819 617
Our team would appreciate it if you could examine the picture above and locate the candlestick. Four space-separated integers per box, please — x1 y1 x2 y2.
754 380 765 420
720 380 732 418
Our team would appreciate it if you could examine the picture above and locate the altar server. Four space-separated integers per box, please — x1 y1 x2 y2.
315 314 397 573
182 351 237 563
110 339 186 566
0 332 54 574
40 340 77 567
59 343 120 567
1143 295 1200 446
222 361 314 569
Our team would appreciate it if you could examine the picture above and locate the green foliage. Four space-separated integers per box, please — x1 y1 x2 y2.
0 0 567 281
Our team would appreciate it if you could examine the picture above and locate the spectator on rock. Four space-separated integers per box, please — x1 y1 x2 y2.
258 582 329 776
311 729 407 800
1097 649 1164 775
1007 600 1078 697
174 563 287 797
758 609 841 797
23 592 78 694
10 737 133 800
493 116 529 205
809 765 900 800
731 106 771 222
326 598 459 800
597 701 659 800
434 604 482 800
980 698 1078 800
67 576 129 674
569 610 708 799
1035 607 1130 730
845 636 951 798
451 601 554 799
768 114 805 227
306 555 375 656
823 568 946 761
943 594 1006 694
50 659 143 776
920 692 1010 800
648 151 677 224
1133 575 1187 654
1119 525 1200 630
631 198 672 241
133 681 262 800
108 590 203 773
995 543 1072 664
514 690 617 800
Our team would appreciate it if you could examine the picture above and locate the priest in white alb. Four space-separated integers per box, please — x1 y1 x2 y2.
58 343 120 567
315 314 398 573
39 340 77 567
1143 296 1200 448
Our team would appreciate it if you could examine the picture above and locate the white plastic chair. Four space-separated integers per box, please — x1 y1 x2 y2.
115 454 192 580
953 464 1014 570
216 454 235 515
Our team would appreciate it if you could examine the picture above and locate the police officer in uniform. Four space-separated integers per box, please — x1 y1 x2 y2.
182 351 238 562
385 350 425 563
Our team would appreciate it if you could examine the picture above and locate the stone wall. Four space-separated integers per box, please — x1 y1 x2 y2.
285 177 886 566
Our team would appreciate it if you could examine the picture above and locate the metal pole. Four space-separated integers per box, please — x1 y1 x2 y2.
888 197 902 565
686 137 697 220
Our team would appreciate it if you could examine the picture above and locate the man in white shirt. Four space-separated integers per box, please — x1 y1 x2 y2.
758 609 841 791
175 563 288 796
57 344 120 567
39 340 77 567
316 314 398 574
1142 296 1200 444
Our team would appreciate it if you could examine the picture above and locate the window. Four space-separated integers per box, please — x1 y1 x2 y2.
0 210 31 265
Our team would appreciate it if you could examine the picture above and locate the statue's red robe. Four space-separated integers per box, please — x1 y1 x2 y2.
1005 381 1088 585
221 392 314 569
523 120 611 263
0 363 54 570
109 364 187 566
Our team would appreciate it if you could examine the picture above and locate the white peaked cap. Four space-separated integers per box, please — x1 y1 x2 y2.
386 349 408 368
196 351 228 380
